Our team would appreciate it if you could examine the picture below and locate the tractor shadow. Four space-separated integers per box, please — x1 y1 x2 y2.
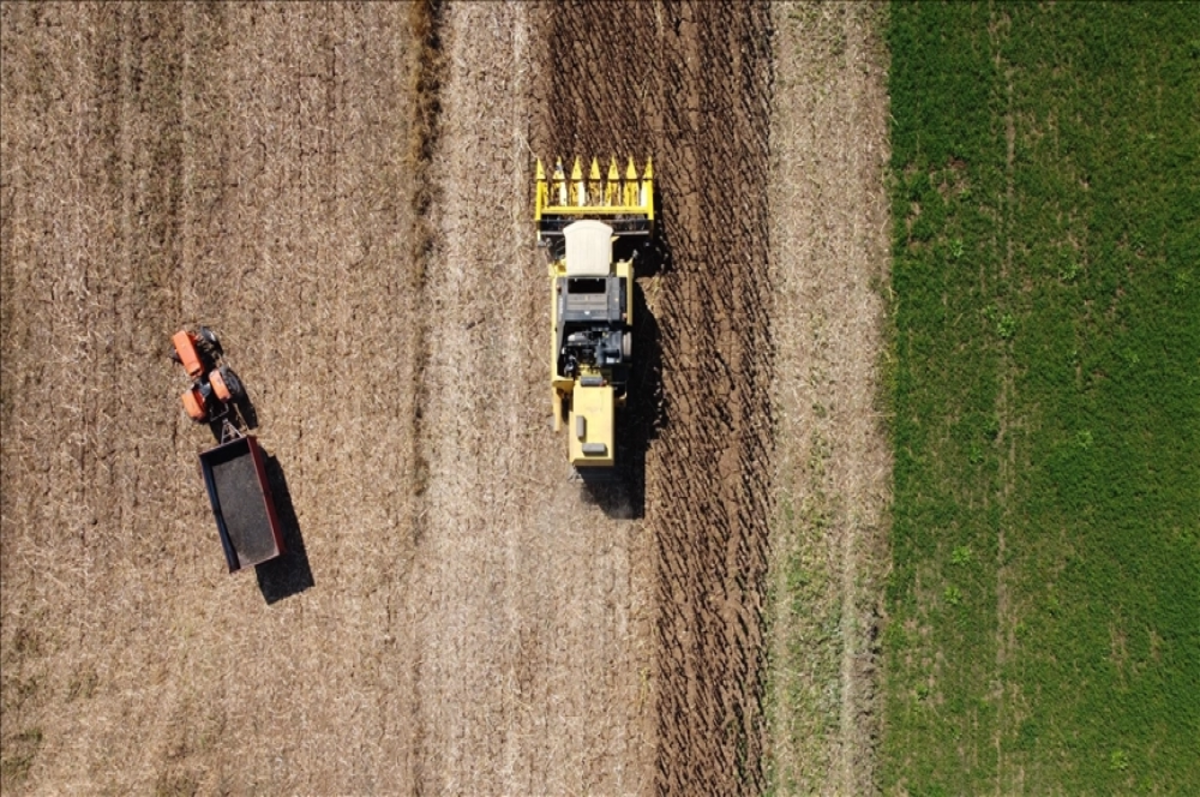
580 214 669 519
233 380 259 430
255 453 314 604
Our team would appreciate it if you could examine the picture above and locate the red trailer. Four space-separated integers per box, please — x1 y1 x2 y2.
199 430 285 572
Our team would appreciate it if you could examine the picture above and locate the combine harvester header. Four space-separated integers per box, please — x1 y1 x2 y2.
536 156 654 475
535 156 654 240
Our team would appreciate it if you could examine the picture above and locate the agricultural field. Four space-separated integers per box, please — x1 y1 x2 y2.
883 2 1200 794
5 1 1190 795
1 1 890 794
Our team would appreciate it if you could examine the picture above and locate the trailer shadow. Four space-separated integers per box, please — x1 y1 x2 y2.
579 219 669 519
233 377 259 430
255 454 314 604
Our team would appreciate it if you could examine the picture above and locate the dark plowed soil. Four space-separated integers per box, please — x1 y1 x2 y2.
532 2 775 792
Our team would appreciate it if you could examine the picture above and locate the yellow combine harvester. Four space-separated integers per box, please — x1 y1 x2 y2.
535 156 654 472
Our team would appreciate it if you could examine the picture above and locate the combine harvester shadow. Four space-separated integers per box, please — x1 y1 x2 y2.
580 193 669 519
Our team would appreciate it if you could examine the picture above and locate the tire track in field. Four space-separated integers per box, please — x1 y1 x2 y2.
766 4 891 795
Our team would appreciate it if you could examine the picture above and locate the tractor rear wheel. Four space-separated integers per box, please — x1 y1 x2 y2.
211 366 243 402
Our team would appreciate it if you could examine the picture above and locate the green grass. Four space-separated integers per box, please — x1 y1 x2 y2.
884 2 1200 793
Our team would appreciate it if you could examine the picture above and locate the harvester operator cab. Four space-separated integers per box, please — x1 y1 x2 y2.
556 221 631 390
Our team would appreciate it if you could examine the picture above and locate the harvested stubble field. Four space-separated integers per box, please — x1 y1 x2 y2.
1 2 891 794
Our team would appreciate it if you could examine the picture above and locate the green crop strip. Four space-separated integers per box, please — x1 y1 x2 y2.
884 2 1200 793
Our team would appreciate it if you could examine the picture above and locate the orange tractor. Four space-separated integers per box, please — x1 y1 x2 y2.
170 327 244 425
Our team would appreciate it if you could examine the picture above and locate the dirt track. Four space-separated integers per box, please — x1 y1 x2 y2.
766 5 891 794
2 2 889 794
